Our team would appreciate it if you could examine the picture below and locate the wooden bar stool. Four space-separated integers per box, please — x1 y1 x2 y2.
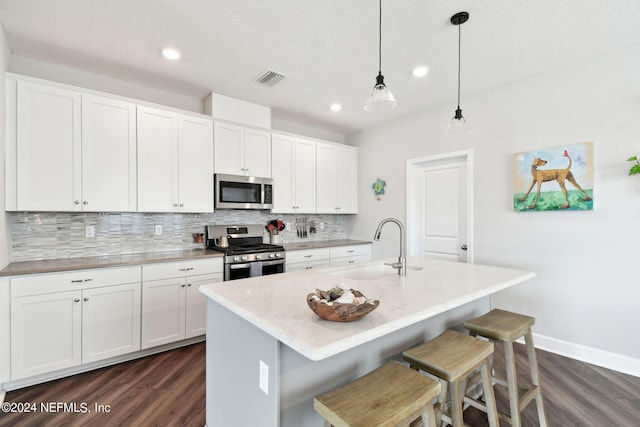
464 308 548 427
402 329 499 427
314 360 441 427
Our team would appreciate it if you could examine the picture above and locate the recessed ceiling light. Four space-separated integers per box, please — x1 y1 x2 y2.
162 47 181 60
412 66 429 77
330 103 342 112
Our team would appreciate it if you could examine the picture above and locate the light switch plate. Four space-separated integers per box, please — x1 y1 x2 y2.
155 225 163 236
259 360 269 395
85 225 95 238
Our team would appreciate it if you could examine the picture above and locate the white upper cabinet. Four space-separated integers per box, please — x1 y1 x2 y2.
137 106 213 213
11 80 137 212
316 142 358 214
271 133 316 213
15 81 82 211
214 122 271 177
137 106 178 212
82 94 137 211
177 115 215 213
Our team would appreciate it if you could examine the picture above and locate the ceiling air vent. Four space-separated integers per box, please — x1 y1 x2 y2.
254 69 287 87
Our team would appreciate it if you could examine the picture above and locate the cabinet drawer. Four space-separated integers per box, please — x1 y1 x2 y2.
329 244 372 259
143 258 223 281
11 266 141 298
285 248 330 265
286 259 331 272
329 254 371 267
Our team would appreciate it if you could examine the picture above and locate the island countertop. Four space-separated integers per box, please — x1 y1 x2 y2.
199 257 535 361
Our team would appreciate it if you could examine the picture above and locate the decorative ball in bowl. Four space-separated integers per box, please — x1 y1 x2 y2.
306 284 379 322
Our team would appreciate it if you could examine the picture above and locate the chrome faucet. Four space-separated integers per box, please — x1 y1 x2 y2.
373 218 407 276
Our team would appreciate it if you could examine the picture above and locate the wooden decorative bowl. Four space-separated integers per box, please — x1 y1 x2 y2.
307 288 379 322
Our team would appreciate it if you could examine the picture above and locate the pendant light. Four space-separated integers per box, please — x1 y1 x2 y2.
447 11 471 133
364 0 397 112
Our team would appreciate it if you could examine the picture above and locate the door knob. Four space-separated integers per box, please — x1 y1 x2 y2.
461 245 468 251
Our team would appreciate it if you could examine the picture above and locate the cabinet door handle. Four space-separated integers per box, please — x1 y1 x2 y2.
74 298 80 303
74 200 80 205
347 250 355 253
179 267 194 272
83 201 88 205
71 278 93 283
304 255 313 258
348 260 355 264
84 297 90 301
187 283 192 287
181 284 186 288
173 203 178 207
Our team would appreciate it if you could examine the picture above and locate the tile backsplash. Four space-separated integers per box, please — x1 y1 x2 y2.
9 211 347 262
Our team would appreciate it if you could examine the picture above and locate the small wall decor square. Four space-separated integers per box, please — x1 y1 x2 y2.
514 142 594 211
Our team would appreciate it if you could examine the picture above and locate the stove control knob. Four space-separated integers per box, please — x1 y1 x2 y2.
233 256 240 262
241 255 248 261
275 253 282 258
256 255 262 260
268 253 275 258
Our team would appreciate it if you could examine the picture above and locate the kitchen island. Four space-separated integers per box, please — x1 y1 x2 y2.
199 257 535 427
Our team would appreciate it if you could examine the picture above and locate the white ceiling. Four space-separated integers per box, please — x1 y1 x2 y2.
1 0 639 136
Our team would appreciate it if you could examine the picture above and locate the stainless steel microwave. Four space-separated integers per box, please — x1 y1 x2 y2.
214 174 273 210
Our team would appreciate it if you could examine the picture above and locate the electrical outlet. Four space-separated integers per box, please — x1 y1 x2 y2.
320 222 325 230
286 222 290 231
85 225 95 238
259 360 269 395
155 225 163 236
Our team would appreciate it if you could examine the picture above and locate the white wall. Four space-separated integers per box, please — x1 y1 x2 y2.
0 24 11 397
9 56 204 113
347 44 640 376
0 27 10 268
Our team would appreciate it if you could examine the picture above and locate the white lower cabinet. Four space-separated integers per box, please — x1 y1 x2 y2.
141 258 223 349
10 266 141 380
285 248 331 272
329 244 373 266
10 290 82 379
81 282 141 364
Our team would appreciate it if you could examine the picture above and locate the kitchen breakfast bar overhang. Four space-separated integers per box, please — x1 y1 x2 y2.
199 257 535 427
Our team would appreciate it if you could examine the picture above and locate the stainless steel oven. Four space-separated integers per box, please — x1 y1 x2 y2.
206 224 285 281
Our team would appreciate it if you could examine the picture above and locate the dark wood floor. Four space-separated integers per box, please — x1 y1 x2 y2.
1 341 639 426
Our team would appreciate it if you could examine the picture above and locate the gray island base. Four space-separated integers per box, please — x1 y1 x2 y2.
199 257 535 426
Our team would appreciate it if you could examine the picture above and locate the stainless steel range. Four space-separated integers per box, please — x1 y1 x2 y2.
206 224 285 281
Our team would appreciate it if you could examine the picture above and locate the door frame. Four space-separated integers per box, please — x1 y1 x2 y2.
406 149 474 263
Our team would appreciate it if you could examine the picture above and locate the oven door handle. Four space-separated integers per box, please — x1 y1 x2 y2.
229 260 284 270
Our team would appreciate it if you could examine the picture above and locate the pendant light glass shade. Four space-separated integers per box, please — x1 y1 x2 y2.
446 12 470 134
364 0 397 112
447 108 471 133
364 72 397 112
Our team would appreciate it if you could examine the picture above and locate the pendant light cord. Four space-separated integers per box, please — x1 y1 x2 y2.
378 0 382 74
457 22 461 109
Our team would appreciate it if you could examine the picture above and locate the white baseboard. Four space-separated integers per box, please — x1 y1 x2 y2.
531 332 640 378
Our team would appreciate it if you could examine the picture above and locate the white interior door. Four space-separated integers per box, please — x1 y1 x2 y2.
407 151 472 262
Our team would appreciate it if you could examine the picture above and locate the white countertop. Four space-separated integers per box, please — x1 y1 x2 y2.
199 257 535 361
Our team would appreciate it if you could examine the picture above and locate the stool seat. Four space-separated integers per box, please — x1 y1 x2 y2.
314 360 441 427
464 308 534 342
403 329 499 427
403 329 494 381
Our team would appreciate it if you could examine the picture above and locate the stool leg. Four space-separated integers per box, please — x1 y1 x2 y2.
525 329 548 427
504 340 521 427
480 358 499 427
449 379 464 427
422 402 438 427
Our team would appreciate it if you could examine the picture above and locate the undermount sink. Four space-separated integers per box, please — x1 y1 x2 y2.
327 263 423 280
